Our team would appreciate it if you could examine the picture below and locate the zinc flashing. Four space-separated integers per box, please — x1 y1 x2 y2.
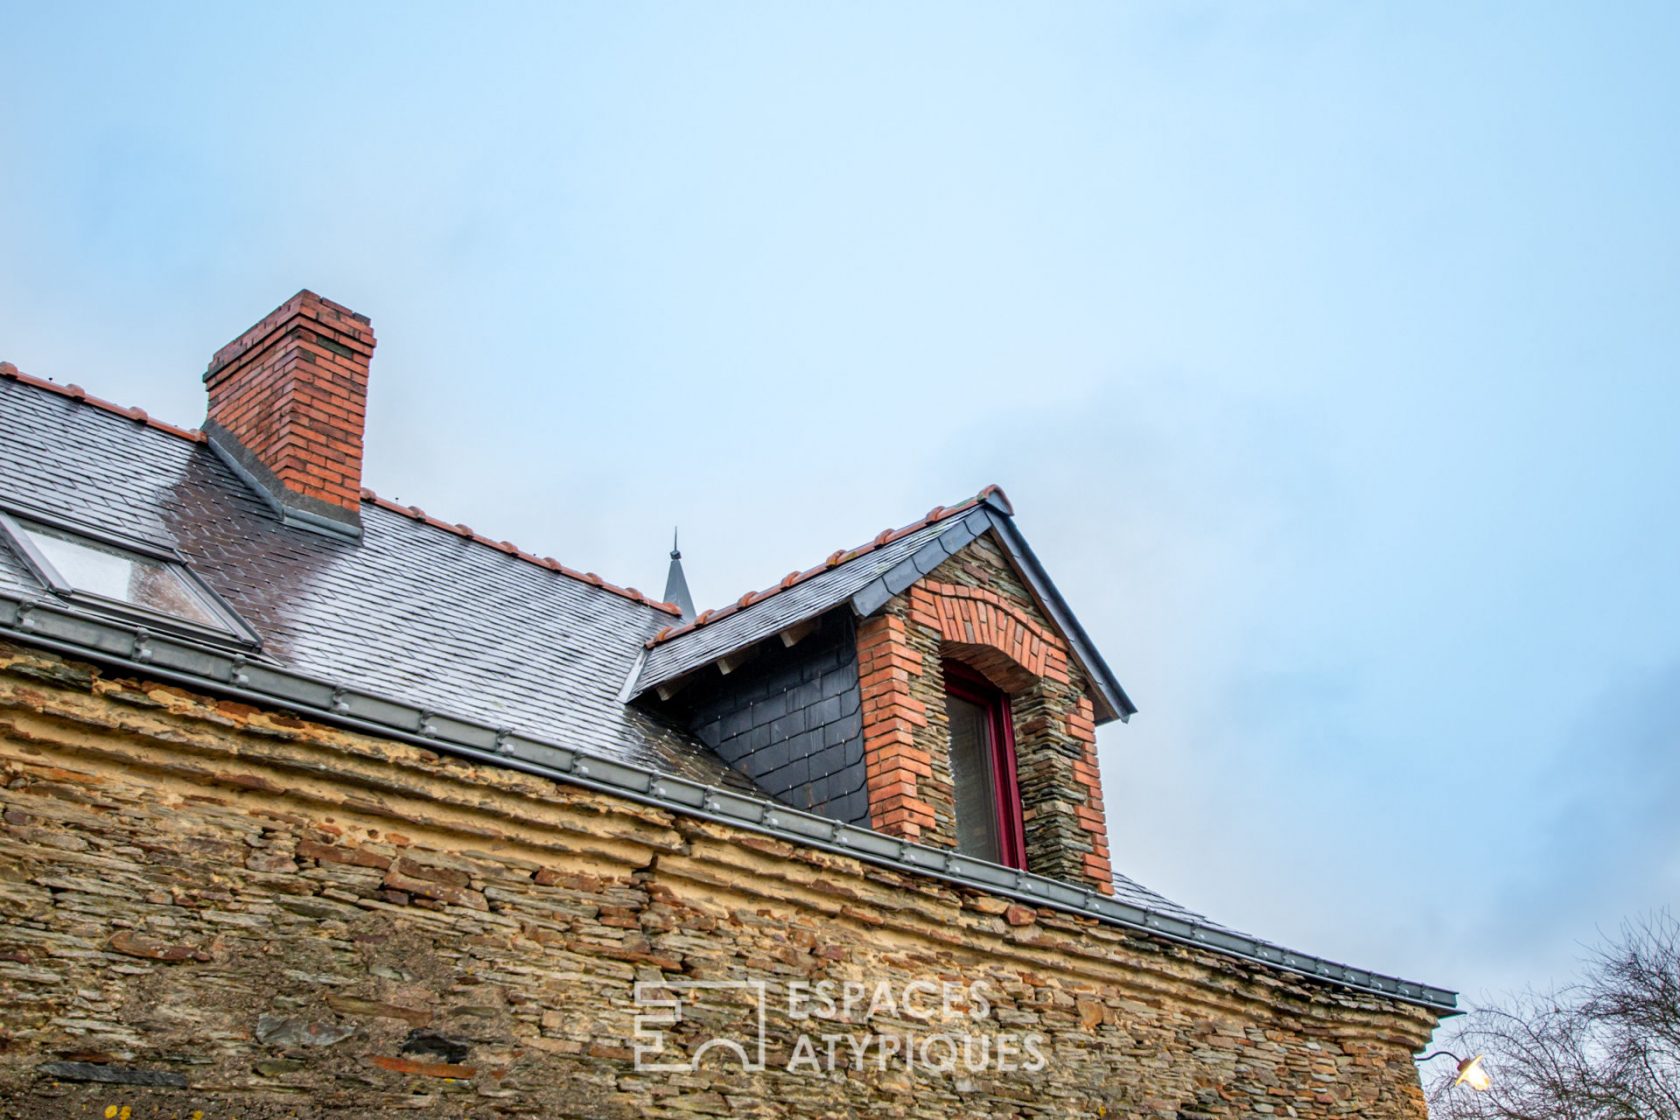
0 589 1457 1014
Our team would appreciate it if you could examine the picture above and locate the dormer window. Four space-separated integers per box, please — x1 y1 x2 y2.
943 661 1026 870
0 510 258 648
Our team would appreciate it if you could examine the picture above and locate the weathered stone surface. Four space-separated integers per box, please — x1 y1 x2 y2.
254 1014 355 1048
36 1061 188 1087
0 640 1444 1117
401 1029 472 1063
324 994 432 1027
369 1054 477 1079
108 929 211 963
1004 904 1037 927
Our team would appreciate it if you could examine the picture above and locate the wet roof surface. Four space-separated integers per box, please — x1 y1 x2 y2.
0 375 749 789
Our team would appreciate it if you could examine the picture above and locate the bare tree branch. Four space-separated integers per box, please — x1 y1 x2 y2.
1428 910 1680 1120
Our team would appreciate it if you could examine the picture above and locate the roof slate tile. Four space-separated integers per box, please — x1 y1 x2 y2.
0 375 745 790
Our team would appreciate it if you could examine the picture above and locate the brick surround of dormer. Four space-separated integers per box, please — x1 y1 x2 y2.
857 535 1114 893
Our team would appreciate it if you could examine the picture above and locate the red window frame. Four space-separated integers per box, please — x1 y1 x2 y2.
943 660 1027 871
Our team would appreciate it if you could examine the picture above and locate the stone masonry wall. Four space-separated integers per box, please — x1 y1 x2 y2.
0 640 1440 1118
857 534 1113 892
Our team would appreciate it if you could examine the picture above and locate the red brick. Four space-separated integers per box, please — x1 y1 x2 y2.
205 290 375 517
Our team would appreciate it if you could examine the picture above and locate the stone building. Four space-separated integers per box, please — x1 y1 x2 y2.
0 292 1455 1117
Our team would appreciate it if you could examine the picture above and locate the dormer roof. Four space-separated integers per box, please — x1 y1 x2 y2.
631 487 1136 724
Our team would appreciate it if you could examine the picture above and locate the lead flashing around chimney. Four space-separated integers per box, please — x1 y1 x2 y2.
206 426 362 540
0 588 1458 1014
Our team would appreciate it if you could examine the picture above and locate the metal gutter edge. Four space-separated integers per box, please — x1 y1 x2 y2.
0 592 1456 1013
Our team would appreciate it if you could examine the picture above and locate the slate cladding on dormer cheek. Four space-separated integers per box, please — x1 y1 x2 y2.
678 611 868 824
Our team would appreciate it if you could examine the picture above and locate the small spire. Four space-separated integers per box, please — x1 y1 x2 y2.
663 526 696 621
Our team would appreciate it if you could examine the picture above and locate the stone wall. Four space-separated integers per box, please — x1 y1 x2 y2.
0 641 1440 1118
858 534 1113 891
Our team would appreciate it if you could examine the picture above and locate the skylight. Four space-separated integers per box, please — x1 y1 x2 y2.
0 510 257 646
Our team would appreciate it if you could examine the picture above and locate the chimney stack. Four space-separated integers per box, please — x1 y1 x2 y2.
204 291 375 537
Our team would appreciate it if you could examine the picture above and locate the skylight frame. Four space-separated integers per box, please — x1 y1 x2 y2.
0 505 261 651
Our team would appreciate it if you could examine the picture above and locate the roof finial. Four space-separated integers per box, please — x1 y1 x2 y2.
663 527 696 621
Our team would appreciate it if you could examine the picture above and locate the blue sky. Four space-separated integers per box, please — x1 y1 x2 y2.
4 2 1677 1005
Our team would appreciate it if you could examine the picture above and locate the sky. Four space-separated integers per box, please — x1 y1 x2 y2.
3 2 1677 1011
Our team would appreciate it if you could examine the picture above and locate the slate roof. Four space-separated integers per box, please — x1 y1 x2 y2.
0 371 749 789
633 489 1137 723
636 510 985 697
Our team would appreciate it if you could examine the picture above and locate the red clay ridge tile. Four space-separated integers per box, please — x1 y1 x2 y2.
977 484 1013 515
356 491 680 616
644 486 1009 647
1 363 681 617
1 361 208 444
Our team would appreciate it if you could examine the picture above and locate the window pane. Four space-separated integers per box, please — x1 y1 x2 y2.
19 521 225 630
947 692 1001 863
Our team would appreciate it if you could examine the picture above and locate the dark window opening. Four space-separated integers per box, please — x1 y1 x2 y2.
943 660 1026 870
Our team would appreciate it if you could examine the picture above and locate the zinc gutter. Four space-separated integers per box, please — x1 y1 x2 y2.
0 591 1456 1013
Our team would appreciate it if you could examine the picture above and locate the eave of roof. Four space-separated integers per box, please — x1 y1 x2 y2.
0 361 679 616
0 588 1458 1014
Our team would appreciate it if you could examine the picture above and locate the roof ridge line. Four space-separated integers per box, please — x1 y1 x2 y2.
645 484 1012 647
0 362 679 618
360 491 681 616
0 361 208 445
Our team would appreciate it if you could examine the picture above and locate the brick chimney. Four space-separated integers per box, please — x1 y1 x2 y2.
204 291 375 537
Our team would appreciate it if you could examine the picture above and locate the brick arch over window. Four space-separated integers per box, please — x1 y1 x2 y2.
856 561 1113 894
915 582 1064 692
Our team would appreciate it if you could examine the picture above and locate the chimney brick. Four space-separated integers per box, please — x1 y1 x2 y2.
204 291 375 535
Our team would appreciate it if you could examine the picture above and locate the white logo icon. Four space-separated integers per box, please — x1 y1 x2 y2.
633 980 768 1072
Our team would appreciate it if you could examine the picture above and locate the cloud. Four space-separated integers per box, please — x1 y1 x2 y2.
1468 657 1680 994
